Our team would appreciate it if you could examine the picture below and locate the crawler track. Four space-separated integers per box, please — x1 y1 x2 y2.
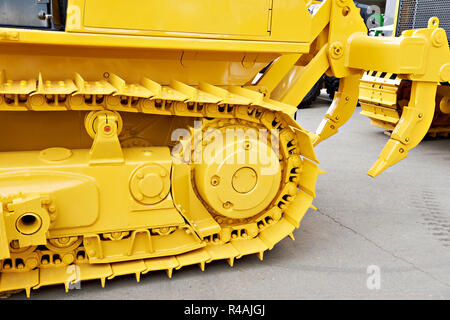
0 72 321 297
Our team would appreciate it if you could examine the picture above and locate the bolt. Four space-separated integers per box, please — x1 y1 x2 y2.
211 175 220 186
223 201 233 209
160 227 169 234
112 232 121 239
330 42 344 59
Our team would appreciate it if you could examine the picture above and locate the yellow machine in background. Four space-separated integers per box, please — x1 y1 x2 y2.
360 72 450 137
359 0 450 138
0 0 448 297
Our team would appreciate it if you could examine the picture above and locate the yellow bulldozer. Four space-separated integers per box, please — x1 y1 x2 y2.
0 0 448 297
359 0 450 138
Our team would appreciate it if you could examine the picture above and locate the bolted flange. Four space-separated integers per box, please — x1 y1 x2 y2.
129 164 170 205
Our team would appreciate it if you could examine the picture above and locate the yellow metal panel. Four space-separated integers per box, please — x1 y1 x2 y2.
284 191 314 228
84 0 271 37
175 248 211 269
34 266 73 291
1 27 309 54
259 219 295 250
231 237 268 259
144 256 179 273
270 0 312 41
205 243 239 262
0 270 39 297
346 35 427 75
77 262 112 283
108 260 146 281
67 0 313 43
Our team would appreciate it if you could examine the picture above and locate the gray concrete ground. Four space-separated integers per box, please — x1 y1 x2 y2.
11 92 450 300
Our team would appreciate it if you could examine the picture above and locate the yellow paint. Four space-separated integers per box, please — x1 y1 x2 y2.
0 0 448 296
